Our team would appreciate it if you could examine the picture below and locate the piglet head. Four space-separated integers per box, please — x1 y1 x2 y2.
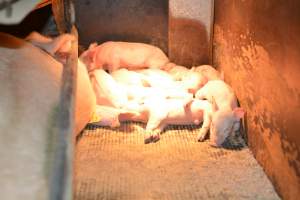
209 99 245 147
79 43 98 72
183 71 208 94
188 100 204 125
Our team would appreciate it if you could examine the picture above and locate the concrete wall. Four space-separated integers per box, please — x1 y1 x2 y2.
75 0 168 53
169 0 213 66
213 1 300 199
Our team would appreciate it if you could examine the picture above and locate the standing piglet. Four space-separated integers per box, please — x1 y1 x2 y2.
195 80 245 146
80 41 170 72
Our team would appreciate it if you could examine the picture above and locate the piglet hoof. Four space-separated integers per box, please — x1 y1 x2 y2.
144 134 153 144
197 134 206 142
152 133 160 143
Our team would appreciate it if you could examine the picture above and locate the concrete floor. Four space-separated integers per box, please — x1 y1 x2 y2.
74 122 280 200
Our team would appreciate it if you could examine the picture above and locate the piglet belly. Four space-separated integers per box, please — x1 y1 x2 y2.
165 109 204 125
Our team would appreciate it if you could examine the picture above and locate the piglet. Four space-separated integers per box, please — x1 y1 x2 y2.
195 80 245 146
143 98 213 143
122 85 192 104
166 65 207 94
89 105 138 128
191 65 223 81
166 65 190 81
136 68 175 88
79 41 170 72
111 68 149 87
89 69 128 108
180 71 208 95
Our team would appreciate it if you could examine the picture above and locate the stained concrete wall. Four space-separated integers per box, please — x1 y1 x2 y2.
169 0 214 66
75 0 168 53
213 1 300 199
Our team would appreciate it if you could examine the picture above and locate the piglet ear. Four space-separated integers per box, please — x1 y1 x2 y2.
211 96 218 112
89 42 98 49
233 107 245 119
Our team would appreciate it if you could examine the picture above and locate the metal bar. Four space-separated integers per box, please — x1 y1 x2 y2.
49 1 77 199
49 26 78 200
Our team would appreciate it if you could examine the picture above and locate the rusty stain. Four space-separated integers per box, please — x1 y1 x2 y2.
213 17 300 199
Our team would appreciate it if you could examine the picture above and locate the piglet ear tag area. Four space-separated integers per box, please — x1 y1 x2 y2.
233 107 245 119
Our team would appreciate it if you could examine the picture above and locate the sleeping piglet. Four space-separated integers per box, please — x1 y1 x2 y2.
143 98 213 143
166 65 207 94
195 80 245 146
136 68 175 88
89 105 139 128
180 71 208 95
191 65 223 81
79 41 170 72
166 65 190 81
111 68 149 87
89 69 128 108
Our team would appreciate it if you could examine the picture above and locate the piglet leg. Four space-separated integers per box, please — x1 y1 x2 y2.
197 110 211 142
144 108 167 143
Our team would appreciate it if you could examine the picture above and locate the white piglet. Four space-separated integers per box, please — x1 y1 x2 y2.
195 80 245 146
191 65 223 81
89 105 138 128
143 98 213 143
90 69 128 108
111 68 149 87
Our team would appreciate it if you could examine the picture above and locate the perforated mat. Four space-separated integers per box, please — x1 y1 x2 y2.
74 122 280 200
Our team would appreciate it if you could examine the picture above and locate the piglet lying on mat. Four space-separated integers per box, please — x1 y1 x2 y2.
166 65 208 95
114 97 212 143
111 68 149 87
89 105 138 128
191 65 223 81
143 98 213 143
195 80 245 146
80 41 170 72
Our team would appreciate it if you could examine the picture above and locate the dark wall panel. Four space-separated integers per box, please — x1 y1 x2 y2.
75 0 168 53
169 0 213 67
213 0 300 199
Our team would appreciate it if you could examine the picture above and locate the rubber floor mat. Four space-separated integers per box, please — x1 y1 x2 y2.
74 122 280 200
